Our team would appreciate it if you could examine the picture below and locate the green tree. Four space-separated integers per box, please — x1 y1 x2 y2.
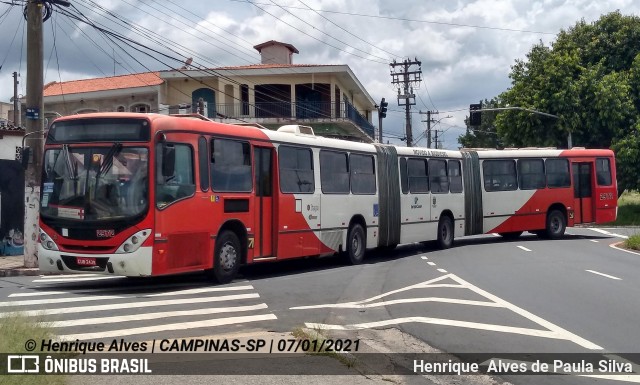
458 97 503 148
495 11 640 193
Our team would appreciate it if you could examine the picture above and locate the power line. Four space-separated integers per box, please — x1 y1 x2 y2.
228 0 556 35
246 0 388 65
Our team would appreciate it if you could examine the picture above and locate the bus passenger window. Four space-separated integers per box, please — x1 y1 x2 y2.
407 158 429 193
350 154 376 194
546 159 571 188
156 144 195 208
210 139 252 192
448 160 463 193
429 159 449 194
320 150 349 194
596 158 612 186
279 146 314 193
482 160 517 191
518 159 545 190
400 158 409 194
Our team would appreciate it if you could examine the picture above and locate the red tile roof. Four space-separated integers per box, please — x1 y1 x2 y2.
43 72 163 97
43 64 339 96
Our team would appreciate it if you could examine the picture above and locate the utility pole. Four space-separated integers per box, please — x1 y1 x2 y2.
23 0 45 268
23 0 70 268
390 58 421 147
419 110 439 148
13 72 20 127
434 129 441 149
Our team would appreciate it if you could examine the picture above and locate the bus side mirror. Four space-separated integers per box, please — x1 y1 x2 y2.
21 147 31 169
161 144 175 177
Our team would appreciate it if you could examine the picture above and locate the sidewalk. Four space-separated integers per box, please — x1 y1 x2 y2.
0 255 42 277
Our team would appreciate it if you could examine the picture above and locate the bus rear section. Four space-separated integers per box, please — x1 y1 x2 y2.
461 148 617 240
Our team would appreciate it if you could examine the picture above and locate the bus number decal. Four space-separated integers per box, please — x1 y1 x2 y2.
600 192 614 201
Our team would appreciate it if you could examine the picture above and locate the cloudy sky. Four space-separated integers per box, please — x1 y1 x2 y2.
0 0 637 148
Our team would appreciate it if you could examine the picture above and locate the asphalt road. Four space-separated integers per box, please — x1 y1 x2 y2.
1 226 639 385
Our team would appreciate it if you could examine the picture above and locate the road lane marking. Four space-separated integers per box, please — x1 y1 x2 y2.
588 228 629 239
294 297 501 310
290 275 463 310
590 240 599 243
437 268 448 273
37 274 109 279
610 242 640 256
57 313 278 340
46 303 269 327
586 270 622 281
420 256 429 260
297 273 602 350
517 246 532 252
0 293 260 317
427 262 436 266
2 286 255 304
306 317 573 341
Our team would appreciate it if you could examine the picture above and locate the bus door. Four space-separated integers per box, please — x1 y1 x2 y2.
572 162 595 223
253 147 274 258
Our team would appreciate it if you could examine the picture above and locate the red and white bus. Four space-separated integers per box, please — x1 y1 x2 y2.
37 113 617 282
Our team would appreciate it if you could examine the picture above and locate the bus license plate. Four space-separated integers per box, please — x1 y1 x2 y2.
77 257 96 266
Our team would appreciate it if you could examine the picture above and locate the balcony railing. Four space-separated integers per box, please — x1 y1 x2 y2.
212 101 374 138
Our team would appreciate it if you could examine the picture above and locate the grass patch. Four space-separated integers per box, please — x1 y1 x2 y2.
0 313 65 385
291 326 356 368
609 191 640 226
625 234 640 251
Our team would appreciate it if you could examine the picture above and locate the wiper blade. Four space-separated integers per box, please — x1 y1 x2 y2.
62 144 77 179
97 143 122 178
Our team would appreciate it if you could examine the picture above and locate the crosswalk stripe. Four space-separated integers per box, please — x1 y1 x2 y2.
0 295 125 307
9 284 253 298
37 274 111 279
57 313 278 340
145 285 253 297
0 293 260 317
46 303 269 327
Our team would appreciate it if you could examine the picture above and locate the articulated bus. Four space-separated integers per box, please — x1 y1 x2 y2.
37 113 617 282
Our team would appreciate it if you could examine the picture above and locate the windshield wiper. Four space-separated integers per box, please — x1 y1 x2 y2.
62 144 77 179
97 142 122 178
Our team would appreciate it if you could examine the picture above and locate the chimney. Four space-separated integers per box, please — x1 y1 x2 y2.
253 40 299 65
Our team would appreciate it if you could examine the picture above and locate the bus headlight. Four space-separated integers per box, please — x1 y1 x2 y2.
39 229 59 251
115 229 151 254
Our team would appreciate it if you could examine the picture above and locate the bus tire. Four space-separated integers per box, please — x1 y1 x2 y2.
545 210 566 240
212 231 241 284
437 216 454 249
499 231 523 240
345 224 366 265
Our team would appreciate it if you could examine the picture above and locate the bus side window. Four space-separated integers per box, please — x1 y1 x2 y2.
400 157 408 194
518 159 545 190
156 143 195 208
448 160 463 193
483 160 517 191
211 138 252 192
596 158 612 186
407 158 429 193
546 159 571 188
428 159 449 194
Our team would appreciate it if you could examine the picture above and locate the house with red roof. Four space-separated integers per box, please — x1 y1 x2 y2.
39 41 377 142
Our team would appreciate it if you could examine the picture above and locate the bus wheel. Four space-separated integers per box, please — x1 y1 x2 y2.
212 231 241 284
437 216 454 249
345 224 366 265
545 210 566 240
499 231 523 240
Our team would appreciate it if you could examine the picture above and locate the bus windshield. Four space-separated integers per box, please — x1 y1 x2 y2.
41 146 149 222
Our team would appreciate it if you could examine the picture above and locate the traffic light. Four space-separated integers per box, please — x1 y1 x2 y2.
469 103 482 126
379 98 388 119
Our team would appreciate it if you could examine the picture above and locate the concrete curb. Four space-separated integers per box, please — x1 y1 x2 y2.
0 267 46 277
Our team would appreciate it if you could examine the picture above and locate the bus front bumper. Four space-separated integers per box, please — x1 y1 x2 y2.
38 246 153 276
